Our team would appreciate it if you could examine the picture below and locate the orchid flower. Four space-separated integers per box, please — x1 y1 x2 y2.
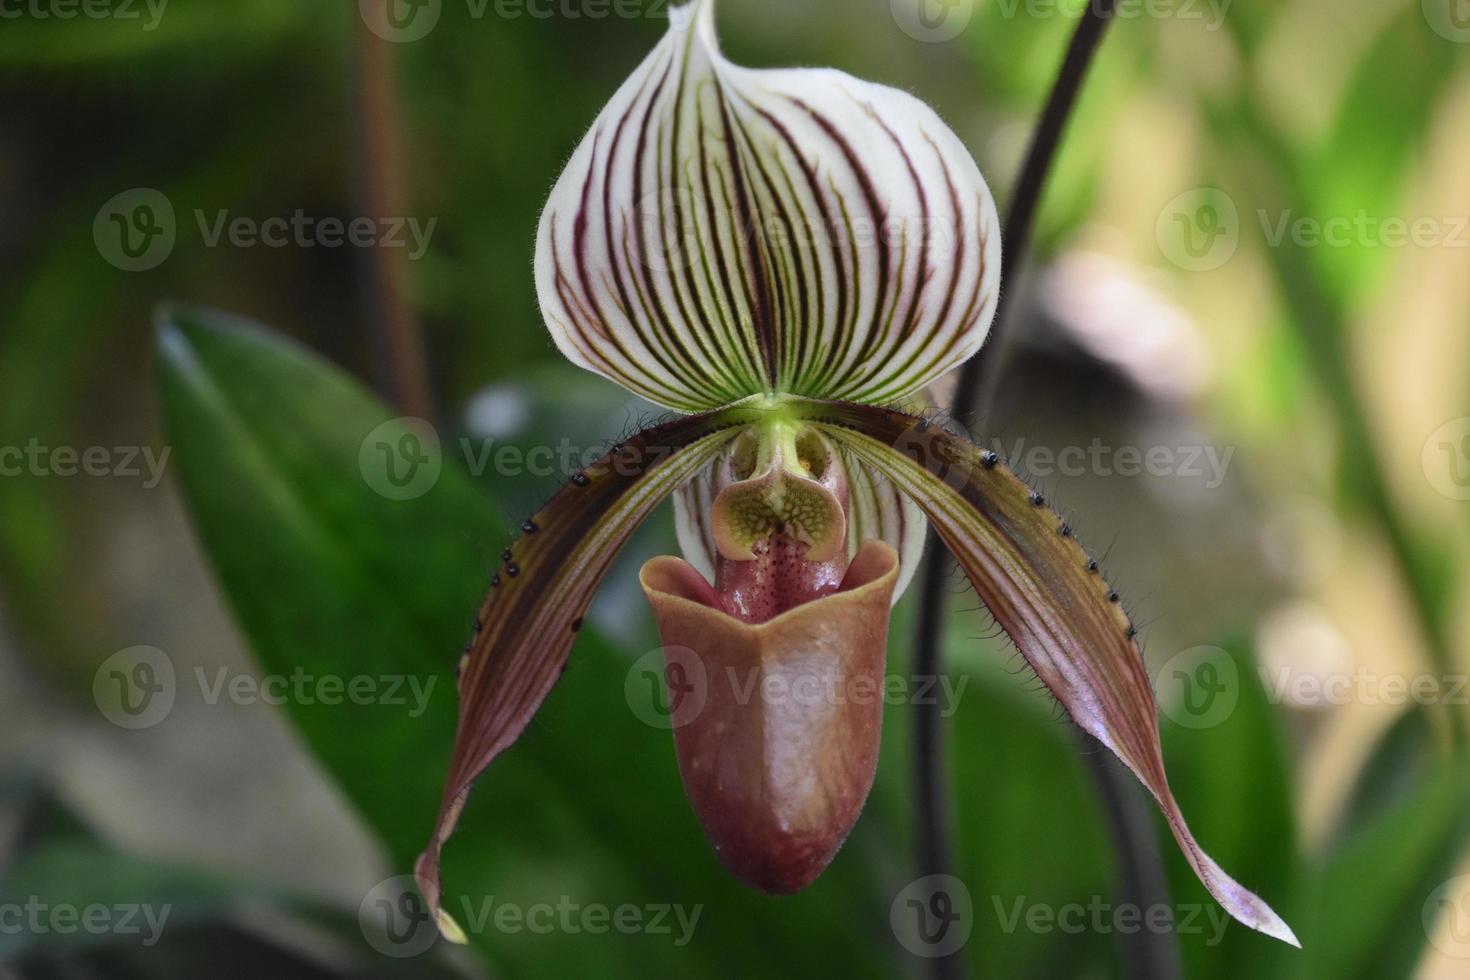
416 0 1296 948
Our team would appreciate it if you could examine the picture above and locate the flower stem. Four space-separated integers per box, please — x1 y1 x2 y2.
912 568 962 980
911 3 1129 977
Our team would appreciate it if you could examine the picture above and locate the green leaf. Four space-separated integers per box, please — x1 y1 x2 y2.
1308 8 1458 302
156 304 498 858
1331 708 1435 847
1289 759 1470 980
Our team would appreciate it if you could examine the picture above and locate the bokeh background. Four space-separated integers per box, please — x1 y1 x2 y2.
2 0 1469 977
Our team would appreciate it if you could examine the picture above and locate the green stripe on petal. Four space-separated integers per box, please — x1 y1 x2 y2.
535 0 1001 412
415 403 759 933
797 399 1299 948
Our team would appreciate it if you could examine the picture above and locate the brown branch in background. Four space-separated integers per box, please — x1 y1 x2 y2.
911 3 1186 979
352 17 433 420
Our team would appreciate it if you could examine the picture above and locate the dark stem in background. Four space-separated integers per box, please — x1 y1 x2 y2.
352 17 433 420
911 3 1183 979
1083 742 1185 979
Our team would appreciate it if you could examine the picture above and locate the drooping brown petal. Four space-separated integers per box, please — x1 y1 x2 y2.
800 399 1300 947
640 540 900 893
415 404 761 939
